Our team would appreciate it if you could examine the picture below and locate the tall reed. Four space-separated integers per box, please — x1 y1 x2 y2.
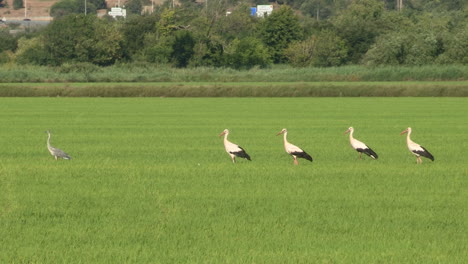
0 64 467 83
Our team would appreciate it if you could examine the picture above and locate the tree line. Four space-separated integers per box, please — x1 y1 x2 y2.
0 0 466 69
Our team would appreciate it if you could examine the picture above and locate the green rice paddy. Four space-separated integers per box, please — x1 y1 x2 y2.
0 97 467 263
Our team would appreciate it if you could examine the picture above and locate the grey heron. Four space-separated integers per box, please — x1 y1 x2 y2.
46 130 72 160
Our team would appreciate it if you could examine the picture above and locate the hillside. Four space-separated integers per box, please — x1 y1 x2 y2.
0 0 156 21
1 0 57 20
1 0 178 20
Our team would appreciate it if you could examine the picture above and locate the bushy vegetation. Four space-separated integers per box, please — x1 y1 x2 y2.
1 81 467 97
0 0 467 69
0 64 467 83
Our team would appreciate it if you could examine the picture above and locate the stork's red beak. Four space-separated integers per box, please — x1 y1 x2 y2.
218 131 226 137
344 129 351 135
400 129 408 135
276 131 283 136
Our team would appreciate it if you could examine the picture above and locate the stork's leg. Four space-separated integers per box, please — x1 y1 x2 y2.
293 157 299 165
359 152 362 159
231 157 236 163
55 156 58 161
418 157 422 164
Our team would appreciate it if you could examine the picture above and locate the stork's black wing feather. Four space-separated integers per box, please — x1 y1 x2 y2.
414 146 434 161
291 151 313 162
357 147 378 159
230 146 251 161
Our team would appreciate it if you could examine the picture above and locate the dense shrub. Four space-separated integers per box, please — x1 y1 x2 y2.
285 37 316 67
0 32 18 53
436 26 468 65
0 51 13 64
259 6 303 63
333 0 386 64
42 14 124 66
286 31 347 67
50 0 80 18
144 36 173 65
225 37 271 70
14 37 50 65
125 0 143 15
171 31 195 68
190 38 225 67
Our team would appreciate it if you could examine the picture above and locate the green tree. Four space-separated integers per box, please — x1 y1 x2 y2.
14 36 50 65
285 30 347 67
50 0 80 18
171 30 195 68
300 0 333 20
43 14 123 66
215 4 257 42
284 36 317 67
121 15 158 58
362 31 439 66
0 32 18 53
225 37 272 69
333 0 386 63
157 8 177 37
311 30 348 67
143 35 173 64
404 32 438 65
362 32 406 66
91 20 125 65
259 5 303 63
436 25 468 64
89 0 106 10
125 0 143 15
190 36 225 67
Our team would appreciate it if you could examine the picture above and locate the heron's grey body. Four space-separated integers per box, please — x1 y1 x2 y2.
46 131 71 160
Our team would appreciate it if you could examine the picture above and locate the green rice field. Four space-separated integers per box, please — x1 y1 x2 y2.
0 97 467 263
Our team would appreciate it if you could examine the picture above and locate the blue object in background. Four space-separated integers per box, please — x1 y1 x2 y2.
250 7 257 16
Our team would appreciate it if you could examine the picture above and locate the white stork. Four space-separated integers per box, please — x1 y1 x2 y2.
344 127 378 159
276 128 313 165
400 127 434 164
219 129 251 163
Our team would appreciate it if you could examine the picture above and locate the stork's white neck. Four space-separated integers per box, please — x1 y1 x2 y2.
223 132 229 144
406 129 413 145
47 133 51 147
282 131 289 147
348 129 355 141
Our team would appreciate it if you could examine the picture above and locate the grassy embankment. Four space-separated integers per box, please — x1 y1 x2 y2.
0 98 467 262
0 64 467 96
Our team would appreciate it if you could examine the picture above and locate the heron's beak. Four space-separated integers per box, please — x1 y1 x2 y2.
344 129 350 135
400 129 408 135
